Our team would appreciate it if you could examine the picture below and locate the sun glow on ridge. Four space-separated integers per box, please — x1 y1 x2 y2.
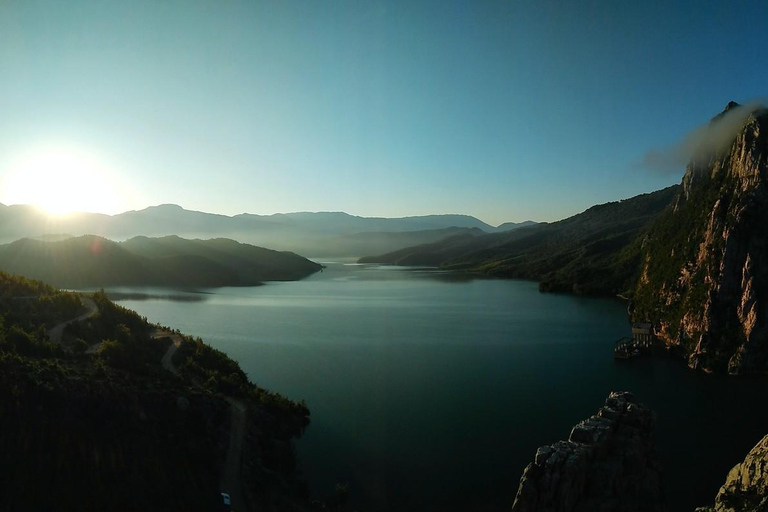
1 146 126 215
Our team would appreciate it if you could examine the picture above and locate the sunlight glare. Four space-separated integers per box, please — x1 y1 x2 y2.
1 146 125 215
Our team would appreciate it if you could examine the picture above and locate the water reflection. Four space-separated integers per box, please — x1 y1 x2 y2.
95 263 768 511
105 291 210 302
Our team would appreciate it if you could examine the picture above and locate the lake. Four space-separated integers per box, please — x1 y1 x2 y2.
107 262 768 511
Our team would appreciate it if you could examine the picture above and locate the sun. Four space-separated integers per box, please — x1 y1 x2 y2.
1 146 125 215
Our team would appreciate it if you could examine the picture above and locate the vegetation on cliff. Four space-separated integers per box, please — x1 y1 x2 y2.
631 102 768 374
695 434 768 512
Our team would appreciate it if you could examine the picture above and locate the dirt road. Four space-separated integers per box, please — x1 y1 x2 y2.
157 331 250 512
47 297 98 344
156 330 182 375
221 397 248 512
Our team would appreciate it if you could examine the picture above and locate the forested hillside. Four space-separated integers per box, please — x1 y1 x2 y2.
0 235 322 288
0 271 312 511
361 186 680 296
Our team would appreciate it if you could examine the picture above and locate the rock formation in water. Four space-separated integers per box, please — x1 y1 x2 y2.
695 434 768 512
631 101 768 374
510 392 664 512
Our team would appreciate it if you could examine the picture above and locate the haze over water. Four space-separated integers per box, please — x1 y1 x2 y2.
111 263 768 511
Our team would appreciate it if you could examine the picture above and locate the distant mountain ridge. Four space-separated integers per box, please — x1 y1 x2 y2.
0 204 535 257
0 234 322 288
497 220 538 232
360 186 680 295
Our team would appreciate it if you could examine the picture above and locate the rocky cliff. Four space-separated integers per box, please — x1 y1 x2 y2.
695 434 768 512
631 101 768 374
511 392 664 512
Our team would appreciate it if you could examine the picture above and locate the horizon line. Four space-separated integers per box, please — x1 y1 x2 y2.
0 201 538 228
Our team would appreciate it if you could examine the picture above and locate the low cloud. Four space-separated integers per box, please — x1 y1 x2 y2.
638 98 768 174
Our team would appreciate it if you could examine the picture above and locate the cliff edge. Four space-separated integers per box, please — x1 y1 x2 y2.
632 101 768 374
511 392 664 512
695 434 768 512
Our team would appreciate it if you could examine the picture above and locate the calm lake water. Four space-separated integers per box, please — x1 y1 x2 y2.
108 263 768 511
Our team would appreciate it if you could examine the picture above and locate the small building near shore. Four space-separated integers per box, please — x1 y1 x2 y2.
631 322 654 347
615 322 656 360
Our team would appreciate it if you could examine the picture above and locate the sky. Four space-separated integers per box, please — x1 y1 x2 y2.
0 1 767 225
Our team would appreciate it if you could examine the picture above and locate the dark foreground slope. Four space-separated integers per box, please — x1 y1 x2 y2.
0 272 311 512
631 102 768 375
0 235 322 288
361 186 679 295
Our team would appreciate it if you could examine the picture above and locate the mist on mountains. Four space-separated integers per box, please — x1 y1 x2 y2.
638 98 768 173
0 204 535 258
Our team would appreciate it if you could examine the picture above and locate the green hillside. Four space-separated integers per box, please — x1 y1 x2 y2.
0 271 312 511
121 235 322 282
0 235 322 288
360 185 680 295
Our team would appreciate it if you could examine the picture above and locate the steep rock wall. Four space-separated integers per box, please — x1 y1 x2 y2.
695 434 768 512
632 102 768 374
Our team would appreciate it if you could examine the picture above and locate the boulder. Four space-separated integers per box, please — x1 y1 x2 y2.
511 392 664 512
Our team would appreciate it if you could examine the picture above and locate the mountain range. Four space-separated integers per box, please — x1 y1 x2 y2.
360 185 680 296
0 204 535 258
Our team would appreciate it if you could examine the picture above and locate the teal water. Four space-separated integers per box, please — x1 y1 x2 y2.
110 263 768 511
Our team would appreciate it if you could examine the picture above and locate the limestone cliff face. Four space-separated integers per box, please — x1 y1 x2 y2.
632 102 768 374
511 392 664 512
695 434 768 512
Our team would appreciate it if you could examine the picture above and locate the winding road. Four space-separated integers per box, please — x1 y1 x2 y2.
47 297 98 344
221 397 248 512
156 329 182 375
157 331 249 512
47 299 250 509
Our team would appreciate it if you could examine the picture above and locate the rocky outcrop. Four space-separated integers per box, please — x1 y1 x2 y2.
695 434 768 512
632 101 768 374
511 392 664 512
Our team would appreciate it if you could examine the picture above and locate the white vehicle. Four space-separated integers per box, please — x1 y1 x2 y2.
220 492 231 510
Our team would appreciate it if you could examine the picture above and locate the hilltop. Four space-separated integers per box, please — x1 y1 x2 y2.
0 235 322 288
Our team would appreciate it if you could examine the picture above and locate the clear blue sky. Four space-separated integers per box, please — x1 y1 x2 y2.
1 1 766 225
